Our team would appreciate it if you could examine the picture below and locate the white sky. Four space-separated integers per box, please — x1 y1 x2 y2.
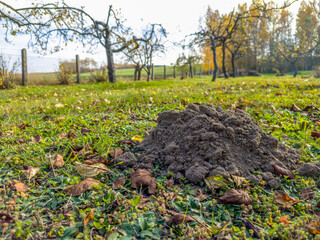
0 0 300 72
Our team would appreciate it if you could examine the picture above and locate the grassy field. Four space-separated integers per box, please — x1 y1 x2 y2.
24 66 179 85
1 75 320 239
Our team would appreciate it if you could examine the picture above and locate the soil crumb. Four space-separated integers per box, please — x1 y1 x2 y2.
137 104 300 183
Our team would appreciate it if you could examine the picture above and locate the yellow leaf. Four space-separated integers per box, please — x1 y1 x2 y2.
132 136 143 142
83 208 95 228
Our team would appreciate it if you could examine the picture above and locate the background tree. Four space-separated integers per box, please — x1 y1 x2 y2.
0 1 144 83
123 24 167 81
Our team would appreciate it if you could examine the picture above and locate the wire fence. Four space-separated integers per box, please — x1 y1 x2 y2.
0 48 210 86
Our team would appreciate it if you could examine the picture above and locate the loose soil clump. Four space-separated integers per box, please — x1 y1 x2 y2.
137 104 300 183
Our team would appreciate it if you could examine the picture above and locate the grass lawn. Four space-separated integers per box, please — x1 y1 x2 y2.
1 75 320 239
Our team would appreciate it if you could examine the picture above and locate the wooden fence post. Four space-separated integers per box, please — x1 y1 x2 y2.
164 65 166 79
173 66 176 78
21 48 27 86
76 54 80 84
151 64 154 80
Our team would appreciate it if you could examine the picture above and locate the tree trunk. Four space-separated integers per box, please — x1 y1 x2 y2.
138 67 141 80
293 61 297 78
134 67 138 81
231 54 236 78
222 40 229 79
147 66 151 81
211 37 218 81
105 32 116 83
189 62 193 78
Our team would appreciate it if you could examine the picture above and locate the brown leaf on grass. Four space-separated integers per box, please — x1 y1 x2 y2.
272 164 295 179
101 115 110 121
81 127 92 134
312 131 320 139
43 115 54 121
217 189 252 205
303 105 319 112
112 177 126 190
14 182 28 192
118 139 136 146
74 162 110 177
0 213 13 227
166 210 194 225
32 135 42 143
83 208 95 228
22 166 40 181
138 197 151 209
63 178 100 196
16 138 25 144
148 178 157 195
300 188 314 200
57 116 66 121
195 193 210 202
109 148 124 158
307 219 320 235
274 190 299 207
290 104 301 112
84 157 108 165
58 133 68 139
17 124 31 130
50 154 65 169
130 169 152 189
67 130 75 139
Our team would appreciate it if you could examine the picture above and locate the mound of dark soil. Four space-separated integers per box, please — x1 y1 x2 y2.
137 104 300 183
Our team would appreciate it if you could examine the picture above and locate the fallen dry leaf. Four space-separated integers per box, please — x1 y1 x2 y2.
300 188 314 200
55 103 64 108
241 218 263 239
74 162 110 177
217 189 252 205
14 182 28 192
63 178 101 196
17 124 30 130
195 193 209 201
130 169 152 189
148 178 157 195
274 190 299 207
231 175 246 187
58 133 68 139
81 127 91 134
50 154 65 169
22 166 40 181
166 210 194 225
272 164 295 179
290 104 301 112
43 115 54 121
307 219 320 235
83 208 95 228
32 135 42 143
112 177 126 190
205 175 228 190
84 157 108 165
118 139 136 146
312 131 320 139
0 213 13 227
109 148 124 158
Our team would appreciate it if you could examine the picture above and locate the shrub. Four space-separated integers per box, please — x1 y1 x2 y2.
57 62 73 85
313 66 320 78
0 55 20 89
90 67 108 83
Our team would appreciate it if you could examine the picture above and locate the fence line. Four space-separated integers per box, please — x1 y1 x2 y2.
1 48 211 86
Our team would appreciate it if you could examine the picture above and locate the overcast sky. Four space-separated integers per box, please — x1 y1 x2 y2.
0 0 300 72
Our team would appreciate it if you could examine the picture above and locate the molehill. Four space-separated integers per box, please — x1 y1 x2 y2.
136 104 301 183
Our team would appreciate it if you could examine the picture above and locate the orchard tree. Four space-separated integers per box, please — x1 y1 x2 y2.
0 1 144 83
196 0 298 81
123 24 167 81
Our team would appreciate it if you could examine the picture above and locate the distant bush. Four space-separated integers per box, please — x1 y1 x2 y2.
57 62 73 85
0 54 20 89
90 68 108 83
313 66 320 78
273 68 284 76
